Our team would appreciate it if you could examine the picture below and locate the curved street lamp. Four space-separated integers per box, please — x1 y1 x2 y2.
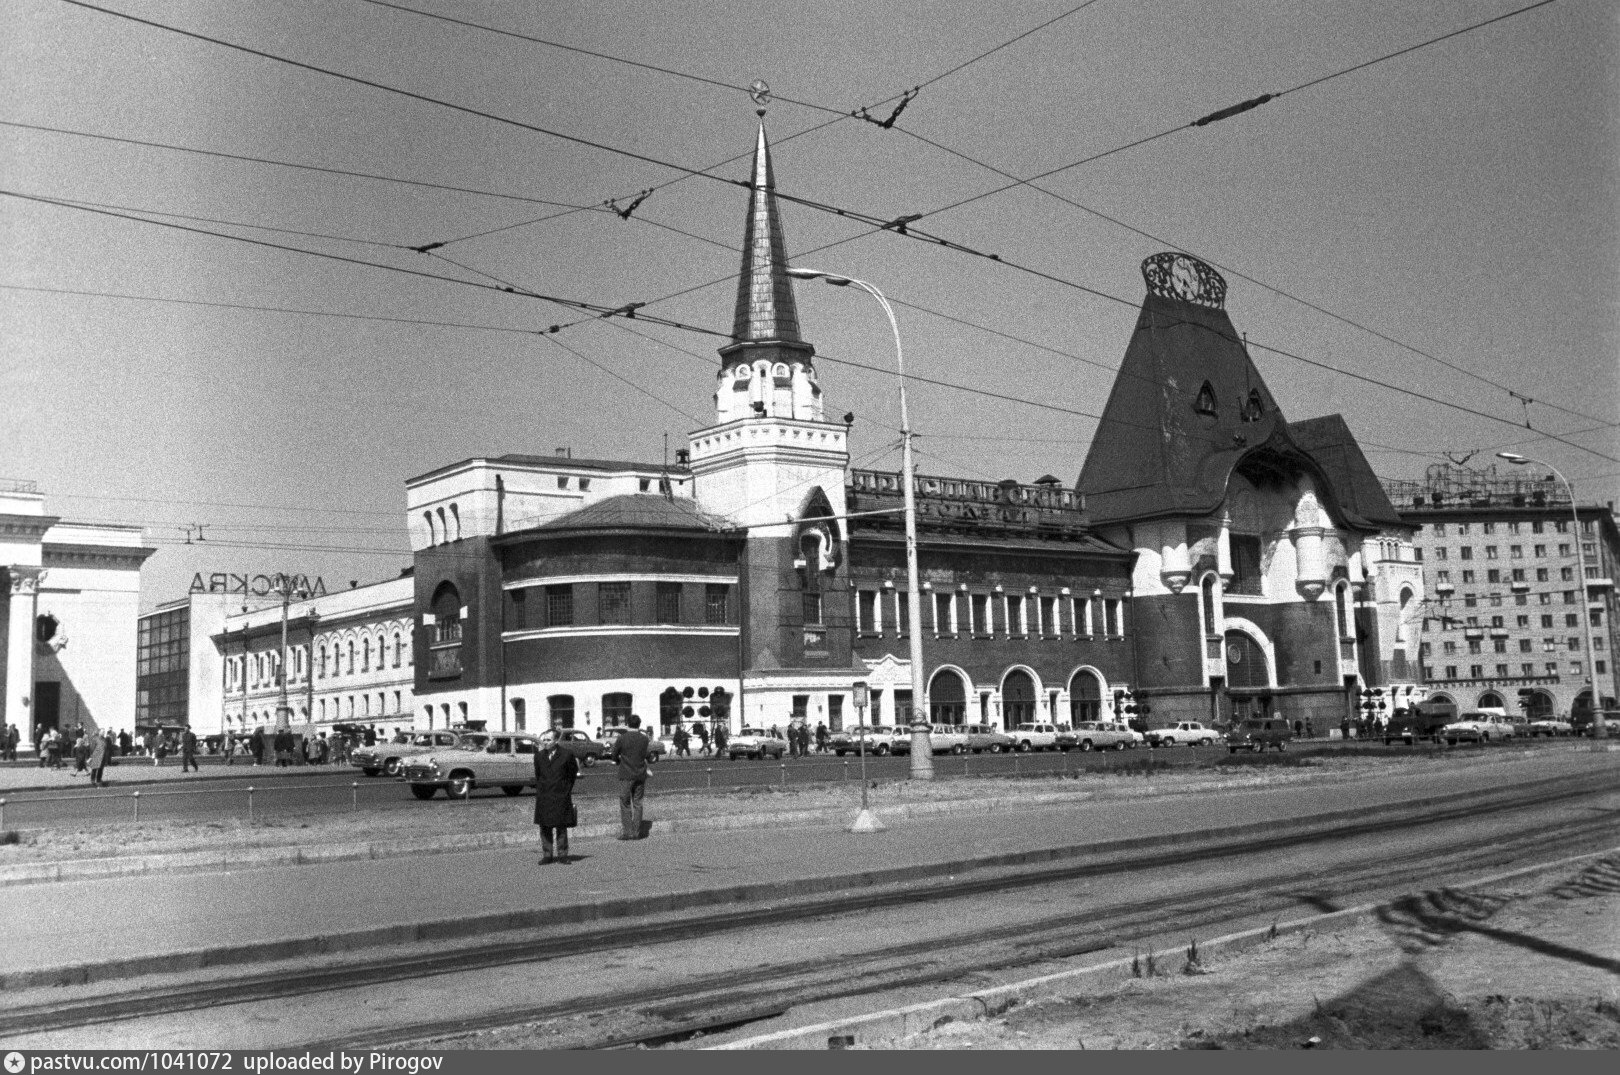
1497 452 1606 739
787 267 932 779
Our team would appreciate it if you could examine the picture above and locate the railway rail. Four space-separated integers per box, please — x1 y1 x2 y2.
3 766 1615 1049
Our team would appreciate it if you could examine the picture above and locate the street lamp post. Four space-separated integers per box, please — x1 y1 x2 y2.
787 267 932 779
272 573 312 733
1497 452 1606 740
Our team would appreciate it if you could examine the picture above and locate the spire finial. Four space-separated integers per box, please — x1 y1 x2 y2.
728 111 803 346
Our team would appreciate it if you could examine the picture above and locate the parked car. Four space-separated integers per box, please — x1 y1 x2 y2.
961 723 1014 754
1443 710 1517 745
1225 718 1291 753
727 727 787 760
351 729 484 777
831 725 907 755
1526 716 1574 738
1067 720 1139 752
891 724 970 755
401 734 540 799
1009 722 1063 752
1145 721 1216 747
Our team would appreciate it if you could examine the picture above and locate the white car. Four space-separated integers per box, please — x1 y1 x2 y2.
1526 717 1573 738
400 734 539 799
1009 723 1063 752
892 724 969 755
1066 721 1139 751
1145 721 1217 747
726 727 786 759
1443 711 1518 745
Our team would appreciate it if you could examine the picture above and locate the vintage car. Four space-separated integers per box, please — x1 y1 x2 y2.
830 724 901 755
1009 722 1064 752
1443 710 1517 745
351 729 486 777
1225 718 1291 753
401 733 540 799
1145 721 1217 747
890 724 970 755
1066 720 1139 752
726 727 787 760
961 723 1014 753
1526 716 1574 737
602 726 666 762
1383 702 1455 745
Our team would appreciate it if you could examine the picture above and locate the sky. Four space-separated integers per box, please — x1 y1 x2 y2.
3 0 1617 612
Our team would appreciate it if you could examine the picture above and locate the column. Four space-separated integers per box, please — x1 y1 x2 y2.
5 567 44 735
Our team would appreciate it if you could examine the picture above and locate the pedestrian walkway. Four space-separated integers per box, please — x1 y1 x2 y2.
2 750 1613 990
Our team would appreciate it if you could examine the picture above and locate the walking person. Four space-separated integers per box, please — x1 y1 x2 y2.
223 733 237 766
609 714 653 840
249 726 265 766
815 721 829 754
181 727 199 773
694 722 709 757
533 730 580 865
89 731 111 786
273 727 295 768
118 729 131 756
3 723 18 762
673 724 690 758
713 723 728 759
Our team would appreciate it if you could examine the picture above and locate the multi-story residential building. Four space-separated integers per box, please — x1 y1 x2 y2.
1382 464 1620 722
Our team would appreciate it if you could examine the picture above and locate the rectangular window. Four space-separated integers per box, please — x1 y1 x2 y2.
1566 613 1579 627
1434 547 1448 560
1522 662 1535 675
972 594 990 635
1564 591 1578 604
1489 593 1502 607
1483 522 1496 535
1040 595 1057 636
598 581 631 625
1462 571 1476 584
1532 522 1544 534
1470 664 1483 678
1519 639 1532 652
657 582 683 624
1546 662 1557 674
1459 523 1471 535
1517 615 1529 627
1007 595 1026 637
1490 615 1504 628
1540 593 1553 605
1544 638 1557 652
1536 568 1549 581
1444 665 1457 679
546 585 573 628
1437 570 1451 583
1413 548 1423 561
1510 545 1523 558
1487 569 1501 583
1459 546 1473 560
1512 568 1525 581
1485 546 1498 560
1434 523 1448 537
1229 534 1263 594
1493 640 1506 653
934 592 955 634
1107 598 1124 636
1443 641 1457 654
858 590 879 634
1541 614 1554 628
1568 637 1581 651
1495 663 1509 676
894 593 910 636
1515 594 1527 606
1467 641 1481 655
1556 520 1569 533
1598 660 1608 675
803 592 824 625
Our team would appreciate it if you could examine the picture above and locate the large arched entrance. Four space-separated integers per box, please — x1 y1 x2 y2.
1002 669 1036 729
1477 690 1505 710
1521 689 1553 720
1222 629 1272 723
1069 669 1102 723
929 669 967 723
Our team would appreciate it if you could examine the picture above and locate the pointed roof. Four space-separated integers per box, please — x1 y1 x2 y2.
728 118 804 346
1076 253 1403 533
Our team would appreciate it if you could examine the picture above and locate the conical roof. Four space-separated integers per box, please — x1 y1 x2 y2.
728 119 803 346
1076 253 1403 531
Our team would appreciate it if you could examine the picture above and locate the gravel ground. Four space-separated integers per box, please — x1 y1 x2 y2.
875 855 1620 1050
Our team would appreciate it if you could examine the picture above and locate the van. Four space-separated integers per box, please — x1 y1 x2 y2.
1225 718 1291 753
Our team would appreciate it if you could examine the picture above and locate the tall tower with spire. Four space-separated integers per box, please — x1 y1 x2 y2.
688 114 849 529
688 114 855 728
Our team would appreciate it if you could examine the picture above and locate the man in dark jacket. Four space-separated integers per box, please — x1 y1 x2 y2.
181 728 199 772
713 723 728 758
249 727 265 766
533 731 580 864
272 727 295 767
608 714 653 840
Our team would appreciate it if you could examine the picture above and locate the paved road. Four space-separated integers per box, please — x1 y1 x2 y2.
0 738 1542 827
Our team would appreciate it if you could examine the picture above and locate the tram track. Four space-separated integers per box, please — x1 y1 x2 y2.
2 767 1614 1046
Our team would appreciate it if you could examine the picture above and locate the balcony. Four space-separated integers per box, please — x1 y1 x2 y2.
1463 628 1484 640
1511 580 1530 592
1434 582 1455 594
1489 628 1510 638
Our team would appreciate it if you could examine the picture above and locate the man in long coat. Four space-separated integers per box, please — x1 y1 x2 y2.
533 731 579 865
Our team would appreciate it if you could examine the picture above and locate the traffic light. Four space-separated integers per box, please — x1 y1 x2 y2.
1516 688 1535 712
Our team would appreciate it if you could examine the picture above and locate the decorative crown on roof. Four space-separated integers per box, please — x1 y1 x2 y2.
1142 253 1227 309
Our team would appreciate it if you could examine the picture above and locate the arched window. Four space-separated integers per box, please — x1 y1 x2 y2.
318 644 327 678
362 638 371 672
659 687 683 731
1201 575 1218 636
348 640 356 675
1224 630 1269 689
1397 588 1413 645
1334 584 1351 639
929 669 966 723
1069 669 1102 723
510 697 526 732
1194 381 1218 417
393 632 403 668
548 695 574 729
431 583 462 644
602 692 633 728
1478 691 1505 710
1002 670 1036 728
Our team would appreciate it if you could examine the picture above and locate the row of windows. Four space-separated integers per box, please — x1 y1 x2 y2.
851 590 1126 639
1433 567 1580 584
1430 520 1591 537
1424 610 1604 631
227 634 412 691
1429 636 1603 656
1428 660 1607 680
1424 542 1593 561
317 692 406 721
508 582 732 630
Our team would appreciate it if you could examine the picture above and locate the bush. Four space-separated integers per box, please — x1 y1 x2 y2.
0 830 20 846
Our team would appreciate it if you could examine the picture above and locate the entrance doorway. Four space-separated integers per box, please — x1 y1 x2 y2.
1002 670 1036 728
34 681 61 737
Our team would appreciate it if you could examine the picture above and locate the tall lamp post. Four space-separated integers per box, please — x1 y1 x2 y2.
787 267 932 779
272 573 312 733
1497 452 1606 739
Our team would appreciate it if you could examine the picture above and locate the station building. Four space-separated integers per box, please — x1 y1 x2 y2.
1 479 153 742
403 118 1417 740
1380 465 1620 721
